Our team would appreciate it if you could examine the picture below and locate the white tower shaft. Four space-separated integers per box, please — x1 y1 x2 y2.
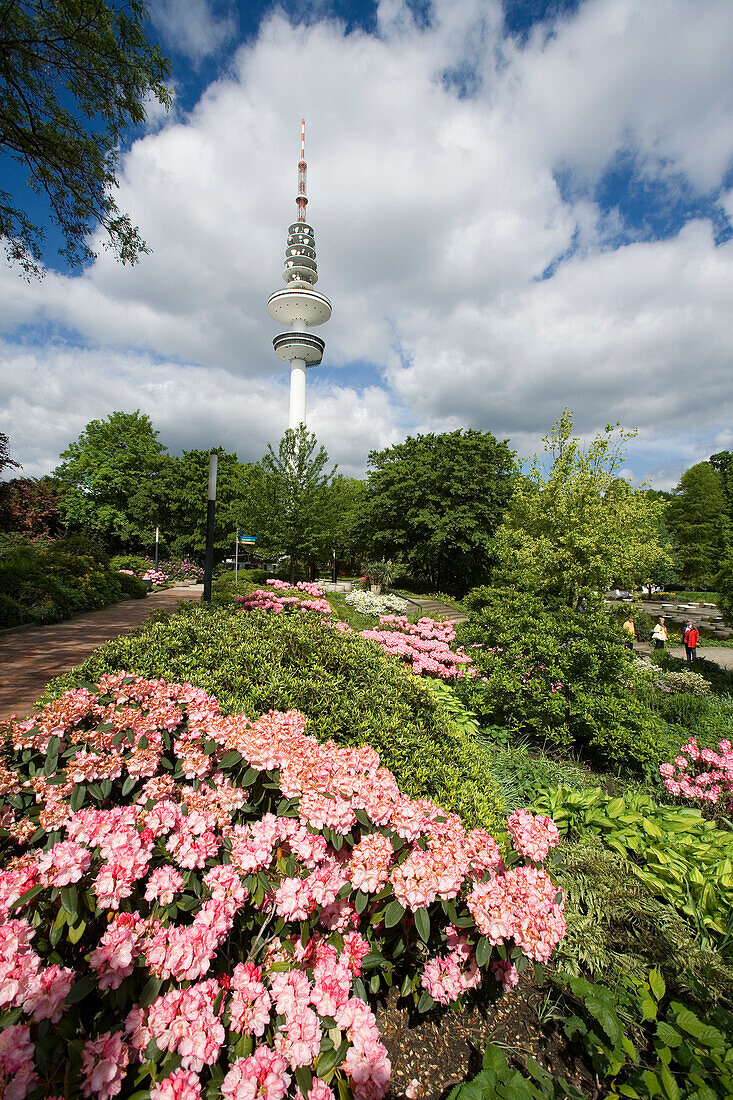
288 361 306 429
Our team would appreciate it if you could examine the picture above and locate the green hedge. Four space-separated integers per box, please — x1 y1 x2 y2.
0 543 143 627
456 587 674 774
42 606 506 833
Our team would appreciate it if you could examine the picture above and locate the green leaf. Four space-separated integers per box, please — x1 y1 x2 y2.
59 885 78 916
475 936 491 968
417 991 435 1013
140 976 163 1008
414 907 430 943
121 775 137 797
9 884 43 911
66 973 97 1005
660 1065 680 1100
384 899 405 928
648 968 666 1003
220 750 243 769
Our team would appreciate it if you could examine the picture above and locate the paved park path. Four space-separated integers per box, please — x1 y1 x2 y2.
634 641 733 671
0 587 201 723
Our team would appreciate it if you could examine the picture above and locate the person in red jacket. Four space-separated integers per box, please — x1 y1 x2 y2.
683 620 699 663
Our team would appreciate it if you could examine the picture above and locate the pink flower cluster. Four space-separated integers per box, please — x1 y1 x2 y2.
506 809 560 863
0 917 74 1023
358 617 475 680
236 590 332 617
0 675 565 1099
267 579 326 599
421 926 480 1005
660 738 733 808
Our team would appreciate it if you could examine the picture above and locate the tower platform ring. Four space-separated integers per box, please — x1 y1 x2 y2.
273 331 325 365
267 288 332 326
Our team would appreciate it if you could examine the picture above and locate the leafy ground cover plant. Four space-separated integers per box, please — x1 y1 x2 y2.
455 588 672 773
0 675 566 1098
531 786 733 954
40 608 506 833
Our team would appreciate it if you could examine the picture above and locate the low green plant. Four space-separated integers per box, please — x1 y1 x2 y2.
531 786 733 954
41 605 506 832
447 1042 585 1100
554 969 733 1098
651 649 733 695
115 571 148 599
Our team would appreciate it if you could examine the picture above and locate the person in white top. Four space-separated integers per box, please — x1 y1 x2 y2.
652 617 668 650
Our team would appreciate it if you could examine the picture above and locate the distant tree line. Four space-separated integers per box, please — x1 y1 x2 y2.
4 412 732 611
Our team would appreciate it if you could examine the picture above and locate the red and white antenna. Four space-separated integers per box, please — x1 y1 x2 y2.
296 118 308 222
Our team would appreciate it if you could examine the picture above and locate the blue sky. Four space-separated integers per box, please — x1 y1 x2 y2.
1 0 732 487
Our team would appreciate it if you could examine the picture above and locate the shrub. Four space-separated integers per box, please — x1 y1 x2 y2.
344 590 409 616
0 676 565 1099
651 649 733 695
0 591 24 628
115 571 149 599
661 670 711 695
455 588 672 773
109 553 151 575
53 533 110 566
42 606 506 832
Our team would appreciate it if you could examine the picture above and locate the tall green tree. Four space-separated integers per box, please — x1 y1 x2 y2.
161 448 255 563
54 410 167 552
493 410 670 606
317 476 368 574
666 462 725 589
709 451 733 522
1 1 170 276
360 429 515 596
251 426 335 584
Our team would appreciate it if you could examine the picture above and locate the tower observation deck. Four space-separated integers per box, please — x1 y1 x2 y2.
267 121 331 430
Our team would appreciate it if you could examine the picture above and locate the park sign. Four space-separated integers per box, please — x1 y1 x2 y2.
237 534 257 545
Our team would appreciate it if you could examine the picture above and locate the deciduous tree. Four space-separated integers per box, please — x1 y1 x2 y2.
666 462 725 589
1 0 170 276
251 426 335 584
360 429 515 595
161 447 255 563
54 410 167 552
493 410 670 605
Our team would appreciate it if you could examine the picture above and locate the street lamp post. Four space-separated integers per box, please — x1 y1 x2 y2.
203 452 218 602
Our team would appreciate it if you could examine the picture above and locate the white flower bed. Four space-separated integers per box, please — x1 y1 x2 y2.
344 589 409 616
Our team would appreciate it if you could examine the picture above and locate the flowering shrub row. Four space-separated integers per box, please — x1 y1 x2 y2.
660 738 733 808
0 675 564 1099
343 592 409 617
356 617 474 680
267 581 327 599
234 587 473 683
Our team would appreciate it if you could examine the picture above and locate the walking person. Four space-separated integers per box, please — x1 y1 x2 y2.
684 620 699 664
652 617 668 650
622 615 636 650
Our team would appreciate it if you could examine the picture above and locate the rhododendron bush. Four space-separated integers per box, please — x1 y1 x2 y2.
233 583 472 683
660 737 733 810
0 676 564 1099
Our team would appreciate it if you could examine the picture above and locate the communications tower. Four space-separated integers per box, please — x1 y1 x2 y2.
267 121 331 430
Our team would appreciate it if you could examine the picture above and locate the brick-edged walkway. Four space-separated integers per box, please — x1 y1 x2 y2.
0 587 201 722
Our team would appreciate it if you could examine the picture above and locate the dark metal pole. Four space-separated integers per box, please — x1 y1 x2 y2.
331 548 337 584
154 526 159 569
203 452 217 602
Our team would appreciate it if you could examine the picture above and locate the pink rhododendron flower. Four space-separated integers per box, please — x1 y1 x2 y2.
81 1031 130 1100
150 1069 203 1100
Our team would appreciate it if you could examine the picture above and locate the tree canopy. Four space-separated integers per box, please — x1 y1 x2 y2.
360 429 516 595
250 426 335 583
666 462 725 589
53 410 167 553
161 448 254 563
1 0 170 276
493 410 670 605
